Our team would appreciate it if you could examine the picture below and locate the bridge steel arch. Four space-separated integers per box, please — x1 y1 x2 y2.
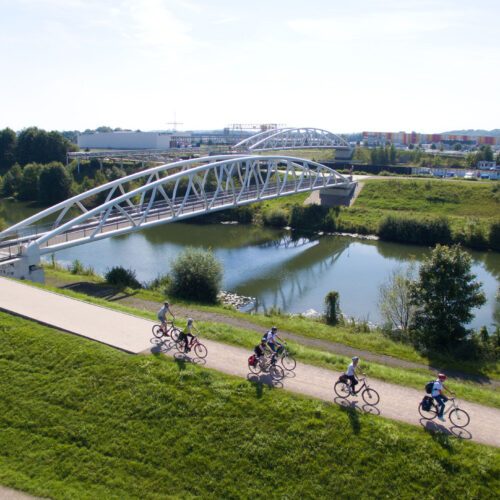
233 127 351 152
0 155 352 268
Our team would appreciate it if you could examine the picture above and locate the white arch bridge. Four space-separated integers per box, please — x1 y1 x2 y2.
233 127 351 152
0 154 354 281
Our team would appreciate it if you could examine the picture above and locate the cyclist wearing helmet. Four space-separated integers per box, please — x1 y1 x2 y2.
179 318 198 353
345 356 362 395
254 339 268 361
432 373 454 421
157 301 175 333
262 326 284 362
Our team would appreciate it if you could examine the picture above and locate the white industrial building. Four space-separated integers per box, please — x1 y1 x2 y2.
77 131 191 150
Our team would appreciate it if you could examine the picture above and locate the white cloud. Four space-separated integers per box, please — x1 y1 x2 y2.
288 8 463 43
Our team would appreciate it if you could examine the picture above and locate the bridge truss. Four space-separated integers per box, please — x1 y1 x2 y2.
0 155 351 262
233 127 351 152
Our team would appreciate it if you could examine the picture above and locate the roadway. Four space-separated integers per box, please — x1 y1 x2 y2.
1 276 498 448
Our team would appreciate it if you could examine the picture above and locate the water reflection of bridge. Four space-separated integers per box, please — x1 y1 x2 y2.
237 235 352 313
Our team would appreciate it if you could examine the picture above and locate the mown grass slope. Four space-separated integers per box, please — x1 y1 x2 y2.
339 178 499 234
0 312 499 499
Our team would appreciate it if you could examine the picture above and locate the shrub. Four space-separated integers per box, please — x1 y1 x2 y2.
489 220 500 251
378 215 452 246
168 247 222 303
69 259 96 276
455 219 488 250
289 205 328 231
324 291 341 325
105 266 142 289
262 208 288 227
145 274 171 293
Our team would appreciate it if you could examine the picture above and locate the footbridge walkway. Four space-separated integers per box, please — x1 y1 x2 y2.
0 155 355 281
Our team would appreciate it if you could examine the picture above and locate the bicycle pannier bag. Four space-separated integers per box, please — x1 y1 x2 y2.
339 374 348 383
421 396 433 411
425 381 435 394
248 355 257 367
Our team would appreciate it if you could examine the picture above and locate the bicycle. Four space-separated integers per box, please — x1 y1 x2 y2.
175 333 208 359
152 320 181 341
248 353 285 381
334 375 380 406
275 343 296 371
418 397 470 428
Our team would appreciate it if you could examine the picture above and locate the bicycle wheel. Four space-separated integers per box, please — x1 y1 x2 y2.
194 343 208 359
334 381 351 398
248 360 262 375
362 388 380 406
269 364 285 381
281 354 296 371
175 338 187 352
449 408 470 428
418 401 437 420
152 325 164 338
170 327 181 342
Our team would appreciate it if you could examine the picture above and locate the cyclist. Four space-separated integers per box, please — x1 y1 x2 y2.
179 318 198 353
262 326 284 362
432 373 454 421
254 339 268 363
157 301 175 334
345 356 362 395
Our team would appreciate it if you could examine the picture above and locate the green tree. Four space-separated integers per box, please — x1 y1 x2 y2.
18 163 41 201
17 127 74 165
0 128 17 174
1 164 22 196
37 162 72 205
169 247 222 303
389 144 396 164
409 245 486 350
378 264 416 334
324 291 341 325
482 145 494 162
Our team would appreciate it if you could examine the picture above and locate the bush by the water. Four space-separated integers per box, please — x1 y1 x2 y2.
324 291 341 325
378 215 452 246
289 205 329 231
169 247 222 303
105 266 142 289
262 208 288 227
489 220 500 251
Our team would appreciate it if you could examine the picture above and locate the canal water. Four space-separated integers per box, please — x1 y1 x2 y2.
1 198 499 329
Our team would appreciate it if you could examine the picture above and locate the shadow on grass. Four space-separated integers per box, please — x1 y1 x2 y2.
246 372 284 398
61 282 138 302
419 419 472 446
334 397 362 434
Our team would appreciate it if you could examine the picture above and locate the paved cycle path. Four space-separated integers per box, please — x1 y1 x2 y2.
1 277 499 448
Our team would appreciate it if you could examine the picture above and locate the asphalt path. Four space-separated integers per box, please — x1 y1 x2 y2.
1 277 498 448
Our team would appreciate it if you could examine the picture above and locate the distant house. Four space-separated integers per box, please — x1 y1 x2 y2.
477 160 497 169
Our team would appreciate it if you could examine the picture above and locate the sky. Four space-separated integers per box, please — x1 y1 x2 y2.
0 0 499 134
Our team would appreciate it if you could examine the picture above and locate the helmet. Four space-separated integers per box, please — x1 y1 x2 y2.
352 356 359 362
271 326 277 332
438 373 447 380
164 301 169 306
187 318 193 325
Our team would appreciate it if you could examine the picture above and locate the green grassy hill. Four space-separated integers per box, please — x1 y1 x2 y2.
0 312 498 499
339 178 499 235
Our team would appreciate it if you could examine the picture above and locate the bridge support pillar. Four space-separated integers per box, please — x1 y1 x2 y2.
319 181 357 207
0 245 44 283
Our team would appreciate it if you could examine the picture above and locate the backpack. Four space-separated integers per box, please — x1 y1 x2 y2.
248 355 257 367
425 380 435 395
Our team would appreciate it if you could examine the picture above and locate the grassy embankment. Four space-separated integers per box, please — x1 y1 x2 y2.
0 312 498 499
25 271 500 408
337 178 499 236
